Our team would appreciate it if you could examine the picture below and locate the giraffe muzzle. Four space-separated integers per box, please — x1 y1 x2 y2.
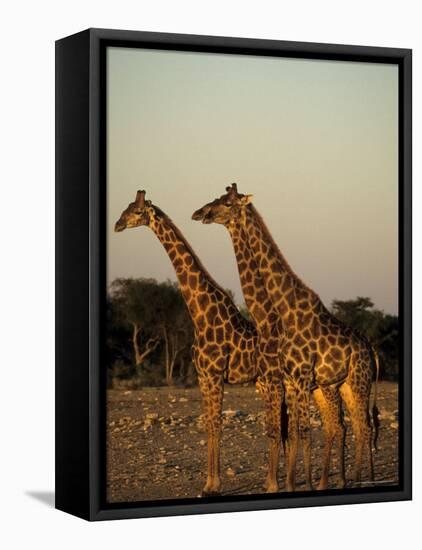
192 209 205 222
114 220 126 232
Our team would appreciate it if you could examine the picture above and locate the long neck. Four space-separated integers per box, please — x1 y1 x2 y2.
226 221 277 330
227 222 256 307
244 204 319 325
149 209 221 319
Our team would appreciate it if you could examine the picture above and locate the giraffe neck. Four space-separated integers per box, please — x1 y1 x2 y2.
226 221 276 330
226 222 256 309
244 204 320 327
148 207 225 320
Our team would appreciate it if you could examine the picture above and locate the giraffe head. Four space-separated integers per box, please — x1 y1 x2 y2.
115 190 155 232
192 183 253 227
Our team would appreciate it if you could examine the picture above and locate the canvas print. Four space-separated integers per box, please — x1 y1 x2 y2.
106 47 399 503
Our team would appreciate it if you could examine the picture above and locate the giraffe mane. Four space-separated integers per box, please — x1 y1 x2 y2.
248 204 322 303
153 205 231 300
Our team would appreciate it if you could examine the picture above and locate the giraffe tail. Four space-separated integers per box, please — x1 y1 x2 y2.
371 345 380 452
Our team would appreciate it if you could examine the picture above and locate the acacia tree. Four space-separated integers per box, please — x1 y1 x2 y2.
154 281 192 385
108 278 194 386
109 278 162 373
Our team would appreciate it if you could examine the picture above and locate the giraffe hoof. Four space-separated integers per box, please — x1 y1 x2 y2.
264 483 279 493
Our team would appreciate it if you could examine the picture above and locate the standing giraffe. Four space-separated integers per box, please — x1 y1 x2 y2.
193 186 336 491
115 190 284 495
193 195 286 492
193 184 379 491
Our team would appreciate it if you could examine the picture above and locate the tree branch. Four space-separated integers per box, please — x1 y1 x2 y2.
132 323 160 367
137 337 160 365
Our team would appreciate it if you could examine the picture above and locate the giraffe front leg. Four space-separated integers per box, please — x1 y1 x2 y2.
261 376 284 493
203 430 221 496
198 368 224 497
285 381 298 492
313 388 332 490
297 387 313 491
337 420 346 488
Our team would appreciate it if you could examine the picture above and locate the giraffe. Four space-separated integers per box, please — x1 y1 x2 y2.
193 194 287 492
114 190 284 495
193 186 333 491
192 184 380 491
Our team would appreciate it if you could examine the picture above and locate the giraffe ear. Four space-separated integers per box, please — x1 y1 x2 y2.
241 194 253 204
145 201 155 214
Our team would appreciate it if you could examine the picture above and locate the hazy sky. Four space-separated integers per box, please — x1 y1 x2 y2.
107 47 398 314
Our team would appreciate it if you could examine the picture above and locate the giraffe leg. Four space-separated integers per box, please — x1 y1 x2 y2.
354 392 374 483
260 375 284 493
340 380 373 485
198 369 224 496
314 386 345 490
313 388 333 490
340 382 362 485
297 387 313 491
285 380 298 492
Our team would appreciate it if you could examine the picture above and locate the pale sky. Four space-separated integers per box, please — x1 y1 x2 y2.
107 47 398 314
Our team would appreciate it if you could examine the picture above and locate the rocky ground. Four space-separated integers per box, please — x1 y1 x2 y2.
106 382 399 503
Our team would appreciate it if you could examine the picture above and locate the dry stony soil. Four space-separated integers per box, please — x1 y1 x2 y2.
106 381 399 503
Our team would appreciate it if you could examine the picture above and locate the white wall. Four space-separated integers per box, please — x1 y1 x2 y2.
0 1 419 548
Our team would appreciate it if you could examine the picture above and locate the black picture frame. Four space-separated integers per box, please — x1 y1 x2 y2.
55 28 412 521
